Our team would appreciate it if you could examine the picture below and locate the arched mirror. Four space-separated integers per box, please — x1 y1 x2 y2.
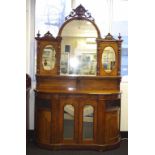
83 105 94 140
102 46 115 73
63 105 74 139
42 45 56 70
60 20 98 76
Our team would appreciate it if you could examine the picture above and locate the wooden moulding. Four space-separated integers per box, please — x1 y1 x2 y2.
36 140 121 151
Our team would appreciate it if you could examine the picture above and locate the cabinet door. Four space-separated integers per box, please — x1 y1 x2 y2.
104 99 120 144
105 110 120 144
59 96 97 144
59 96 79 143
79 98 97 144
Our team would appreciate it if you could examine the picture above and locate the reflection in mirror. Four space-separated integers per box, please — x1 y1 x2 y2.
42 45 56 70
63 105 74 139
60 20 97 76
83 105 94 140
102 47 115 73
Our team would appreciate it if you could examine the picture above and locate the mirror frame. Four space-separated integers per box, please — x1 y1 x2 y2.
35 31 61 75
97 33 122 76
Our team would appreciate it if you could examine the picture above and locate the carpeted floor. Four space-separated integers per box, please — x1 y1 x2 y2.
26 140 128 155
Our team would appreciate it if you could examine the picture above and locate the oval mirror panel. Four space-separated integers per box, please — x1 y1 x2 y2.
102 46 115 73
42 45 56 70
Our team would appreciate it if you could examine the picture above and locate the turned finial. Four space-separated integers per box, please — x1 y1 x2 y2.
118 33 122 40
37 30 41 38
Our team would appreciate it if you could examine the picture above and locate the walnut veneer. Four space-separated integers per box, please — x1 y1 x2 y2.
34 5 122 151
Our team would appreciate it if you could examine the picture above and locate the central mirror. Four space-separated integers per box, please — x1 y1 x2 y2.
60 20 98 76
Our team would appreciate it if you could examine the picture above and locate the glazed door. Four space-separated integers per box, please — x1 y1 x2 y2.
79 98 97 144
59 96 79 143
60 96 97 144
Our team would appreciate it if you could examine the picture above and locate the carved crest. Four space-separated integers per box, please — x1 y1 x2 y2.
104 33 116 40
65 4 94 21
103 33 123 42
43 31 54 38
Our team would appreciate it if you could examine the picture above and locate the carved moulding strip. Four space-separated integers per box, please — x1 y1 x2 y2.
65 4 94 21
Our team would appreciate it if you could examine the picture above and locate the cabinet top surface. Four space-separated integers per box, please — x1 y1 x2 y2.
36 74 121 79
34 89 121 95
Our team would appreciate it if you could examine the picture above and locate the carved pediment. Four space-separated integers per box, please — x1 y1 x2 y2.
65 4 94 21
35 31 61 41
104 33 116 40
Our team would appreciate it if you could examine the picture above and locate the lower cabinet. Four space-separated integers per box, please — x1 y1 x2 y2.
35 93 121 151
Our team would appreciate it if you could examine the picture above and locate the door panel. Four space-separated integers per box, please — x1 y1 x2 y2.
79 98 97 144
105 110 120 144
59 96 79 143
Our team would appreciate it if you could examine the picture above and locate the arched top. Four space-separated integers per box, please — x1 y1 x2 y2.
58 5 101 38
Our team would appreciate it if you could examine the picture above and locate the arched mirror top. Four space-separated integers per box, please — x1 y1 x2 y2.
59 5 101 76
60 20 98 38
58 5 101 38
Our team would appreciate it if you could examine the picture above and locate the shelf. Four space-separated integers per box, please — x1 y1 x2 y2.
34 89 121 95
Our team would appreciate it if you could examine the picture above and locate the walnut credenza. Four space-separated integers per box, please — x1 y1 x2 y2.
34 5 122 151
34 75 121 151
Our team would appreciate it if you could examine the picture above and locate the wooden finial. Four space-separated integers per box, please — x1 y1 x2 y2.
118 33 122 40
37 30 41 38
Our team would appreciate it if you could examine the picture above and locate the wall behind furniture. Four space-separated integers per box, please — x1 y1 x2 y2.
26 0 128 131
120 78 128 131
